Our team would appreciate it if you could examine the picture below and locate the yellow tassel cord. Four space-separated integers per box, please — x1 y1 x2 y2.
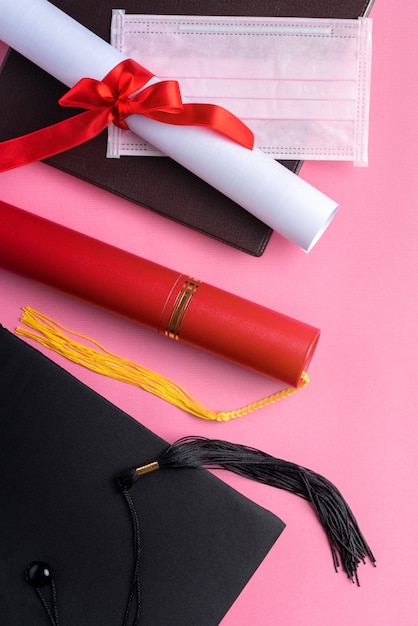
16 307 309 422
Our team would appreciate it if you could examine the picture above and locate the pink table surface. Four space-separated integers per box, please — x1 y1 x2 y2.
1 0 417 624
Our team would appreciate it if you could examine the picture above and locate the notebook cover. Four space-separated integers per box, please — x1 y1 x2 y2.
0 325 284 625
0 0 374 256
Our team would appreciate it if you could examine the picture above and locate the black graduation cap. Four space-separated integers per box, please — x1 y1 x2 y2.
0 325 284 625
0 325 375 625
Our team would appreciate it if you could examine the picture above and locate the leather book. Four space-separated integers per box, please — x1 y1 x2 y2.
0 0 374 255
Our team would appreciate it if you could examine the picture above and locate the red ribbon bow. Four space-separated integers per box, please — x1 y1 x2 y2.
0 58 254 173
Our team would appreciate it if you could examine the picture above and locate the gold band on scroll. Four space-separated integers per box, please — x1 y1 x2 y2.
164 278 201 340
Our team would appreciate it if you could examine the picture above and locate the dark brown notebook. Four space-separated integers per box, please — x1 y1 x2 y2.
0 325 284 625
0 0 374 255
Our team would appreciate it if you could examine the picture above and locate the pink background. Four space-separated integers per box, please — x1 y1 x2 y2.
1 0 417 624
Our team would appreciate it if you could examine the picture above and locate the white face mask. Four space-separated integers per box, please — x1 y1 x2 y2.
109 13 372 166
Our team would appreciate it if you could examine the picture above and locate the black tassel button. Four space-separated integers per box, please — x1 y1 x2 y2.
25 562 53 588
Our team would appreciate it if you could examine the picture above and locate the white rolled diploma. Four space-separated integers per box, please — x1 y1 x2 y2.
0 0 339 251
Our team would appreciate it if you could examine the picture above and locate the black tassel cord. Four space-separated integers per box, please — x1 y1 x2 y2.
24 437 375 626
119 436 375 593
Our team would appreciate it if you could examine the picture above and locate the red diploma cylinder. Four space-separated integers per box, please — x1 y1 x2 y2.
0 201 320 386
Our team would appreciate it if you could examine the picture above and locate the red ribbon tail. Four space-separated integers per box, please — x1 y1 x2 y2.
148 103 254 150
0 109 112 173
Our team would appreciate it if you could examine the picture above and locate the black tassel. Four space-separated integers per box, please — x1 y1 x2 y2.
118 436 375 586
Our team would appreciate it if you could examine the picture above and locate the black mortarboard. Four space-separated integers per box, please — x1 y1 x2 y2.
0 326 284 625
1 324 375 625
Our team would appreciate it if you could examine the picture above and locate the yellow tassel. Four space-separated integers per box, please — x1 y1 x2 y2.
16 307 309 422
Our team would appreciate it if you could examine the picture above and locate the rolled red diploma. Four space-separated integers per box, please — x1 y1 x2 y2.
0 201 320 385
